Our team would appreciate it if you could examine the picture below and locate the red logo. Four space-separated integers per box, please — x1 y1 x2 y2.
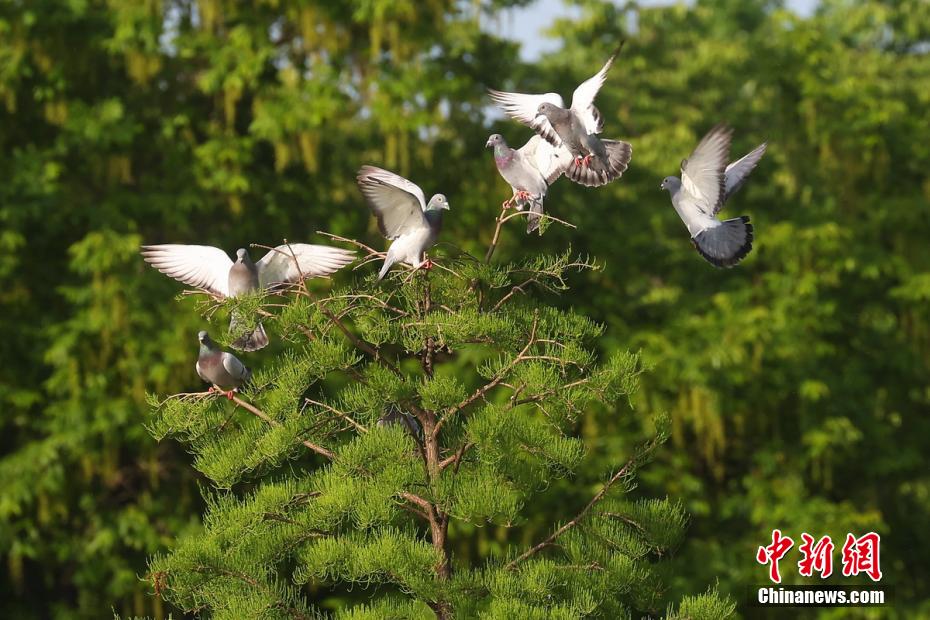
798 533 834 578
757 529 795 584
758 530 882 583
841 532 883 582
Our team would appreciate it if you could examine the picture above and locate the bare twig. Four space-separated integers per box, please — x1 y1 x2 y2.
485 207 578 263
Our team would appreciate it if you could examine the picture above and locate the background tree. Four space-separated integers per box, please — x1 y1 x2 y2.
1 0 928 617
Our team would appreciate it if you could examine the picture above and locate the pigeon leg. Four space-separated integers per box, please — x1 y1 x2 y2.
422 258 434 270
225 390 236 400
574 155 585 167
207 386 216 394
581 154 594 167
515 190 532 202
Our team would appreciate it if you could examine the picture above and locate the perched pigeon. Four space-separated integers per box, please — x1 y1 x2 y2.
660 124 767 267
377 407 423 441
486 133 570 233
196 330 251 399
488 46 632 188
141 243 355 350
356 165 449 280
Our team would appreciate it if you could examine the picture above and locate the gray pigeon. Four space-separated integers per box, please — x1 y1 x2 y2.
660 123 767 267
141 242 355 350
488 46 632 188
356 165 449 280
486 133 570 233
377 407 423 441
196 330 251 398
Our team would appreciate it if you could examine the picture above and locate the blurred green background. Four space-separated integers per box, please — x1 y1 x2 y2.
1 0 928 617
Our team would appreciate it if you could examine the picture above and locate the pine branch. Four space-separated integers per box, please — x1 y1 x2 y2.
505 431 665 570
303 397 368 434
231 395 335 460
435 311 539 434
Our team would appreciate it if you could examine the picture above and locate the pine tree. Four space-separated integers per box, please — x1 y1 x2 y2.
146 212 734 619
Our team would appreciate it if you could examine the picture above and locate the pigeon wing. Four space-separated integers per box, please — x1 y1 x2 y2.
140 244 232 297
487 89 565 147
519 134 570 185
256 243 356 288
357 166 429 240
680 124 732 215
221 352 250 383
721 142 767 210
569 45 621 135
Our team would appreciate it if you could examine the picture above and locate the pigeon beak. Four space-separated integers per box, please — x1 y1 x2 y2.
485 138 493 148
442 203 450 210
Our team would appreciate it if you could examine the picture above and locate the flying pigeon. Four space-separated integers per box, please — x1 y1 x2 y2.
196 330 251 399
141 242 356 350
488 46 632 188
486 133 570 233
356 165 449 280
660 123 767 267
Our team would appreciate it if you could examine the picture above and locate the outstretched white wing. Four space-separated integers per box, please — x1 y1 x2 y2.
256 244 356 288
569 46 621 135
140 244 233 297
488 89 565 147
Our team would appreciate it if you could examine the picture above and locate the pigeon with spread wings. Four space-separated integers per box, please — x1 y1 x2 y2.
486 133 570 233
488 45 632 188
660 123 767 267
141 242 355 350
356 165 449 280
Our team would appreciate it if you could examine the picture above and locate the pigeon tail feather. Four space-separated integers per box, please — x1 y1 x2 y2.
691 216 753 268
377 256 395 281
231 320 269 352
565 139 632 187
525 197 545 234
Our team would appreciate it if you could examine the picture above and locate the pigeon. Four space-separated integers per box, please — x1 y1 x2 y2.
356 165 449 280
196 330 251 399
486 133 570 233
141 242 356 350
488 46 632 188
377 407 423 441
660 123 767 267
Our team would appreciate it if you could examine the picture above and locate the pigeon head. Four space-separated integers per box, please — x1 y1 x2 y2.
235 248 251 263
198 330 213 347
486 134 504 148
660 176 681 193
427 194 450 211
536 102 557 118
